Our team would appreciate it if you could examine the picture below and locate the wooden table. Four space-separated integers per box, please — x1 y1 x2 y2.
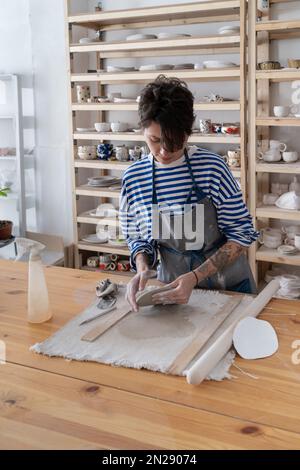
0 259 300 450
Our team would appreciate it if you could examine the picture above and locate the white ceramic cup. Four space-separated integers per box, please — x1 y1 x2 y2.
282 151 299 163
107 92 122 101
258 150 281 162
269 140 287 152
263 193 278 205
259 228 283 248
95 122 111 132
111 122 128 132
294 233 300 250
115 146 129 161
273 105 291 117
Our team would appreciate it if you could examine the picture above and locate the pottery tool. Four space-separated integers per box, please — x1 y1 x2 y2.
136 285 174 307
79 305 116 326
81 304 132 342
185 279 280 385
96 279 118 298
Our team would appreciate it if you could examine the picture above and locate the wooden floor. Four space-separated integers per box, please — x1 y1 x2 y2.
0 259 300 450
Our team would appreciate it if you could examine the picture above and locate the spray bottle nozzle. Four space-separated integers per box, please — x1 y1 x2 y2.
14 238 46 262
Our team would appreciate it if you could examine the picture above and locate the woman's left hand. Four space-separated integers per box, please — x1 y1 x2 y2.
152 272 199 305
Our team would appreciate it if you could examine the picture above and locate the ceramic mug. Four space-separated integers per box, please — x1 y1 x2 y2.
140 145 149 157
271 183 289 195
117 260 130 271
269 140 287 152
274 105 298 118
76 85 91 103
0 148 9 156
223 154 241 167
259 228 283 247
199 119 212 134
87 256 99 268
263 193 278 205
294 233 300 250
129 147 141 161
97 143 114 160
258 150 281 162
115 145 129 161
283 151 298 163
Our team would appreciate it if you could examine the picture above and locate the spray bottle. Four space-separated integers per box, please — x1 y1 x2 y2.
15 238 52 323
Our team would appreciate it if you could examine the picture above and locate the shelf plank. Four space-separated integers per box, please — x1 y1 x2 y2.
73 132 241 144
68 1 241 29
70 34 240 54
78 242 130 256
75 185 120 198
270 0 298 3
93 46 240 60
256 206 300 221
256 162 300 174
72 101 241 112
74 159 131 170
74 159 241 174
77 212 119 227
256 19 300 36
71 68 240 84
256 117 300 126
256 70 300 82
256 246 300 266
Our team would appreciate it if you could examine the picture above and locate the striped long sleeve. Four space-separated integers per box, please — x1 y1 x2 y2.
119 147 259 270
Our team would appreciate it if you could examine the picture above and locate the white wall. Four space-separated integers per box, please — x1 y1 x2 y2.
0 0 36 258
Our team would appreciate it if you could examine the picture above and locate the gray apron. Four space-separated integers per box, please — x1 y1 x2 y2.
151 148 257 294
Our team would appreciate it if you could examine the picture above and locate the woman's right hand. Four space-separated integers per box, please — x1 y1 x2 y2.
126 269 153 312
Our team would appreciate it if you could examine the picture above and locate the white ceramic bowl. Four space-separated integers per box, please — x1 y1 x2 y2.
79 37 98 44
95 122 111 132
111 122 128 132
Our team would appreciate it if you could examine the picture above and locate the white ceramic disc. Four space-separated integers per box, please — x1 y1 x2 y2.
233 316 278 360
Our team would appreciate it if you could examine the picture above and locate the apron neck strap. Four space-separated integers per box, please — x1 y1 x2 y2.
152 147 205 205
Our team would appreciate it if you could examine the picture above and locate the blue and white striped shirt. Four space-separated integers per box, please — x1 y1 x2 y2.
120 146 259 269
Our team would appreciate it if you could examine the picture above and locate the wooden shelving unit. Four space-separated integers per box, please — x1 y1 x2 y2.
65 0 247 269
248 0 300 283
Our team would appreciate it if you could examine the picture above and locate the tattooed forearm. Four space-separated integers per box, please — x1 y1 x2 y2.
194 241 246 282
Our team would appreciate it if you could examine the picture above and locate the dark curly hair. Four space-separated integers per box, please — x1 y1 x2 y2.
138 75 195 152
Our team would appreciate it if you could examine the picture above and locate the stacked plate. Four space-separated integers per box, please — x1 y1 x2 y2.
87 176 121 187
174 63 194 70
203 60 238 69
79 37 99 44
157 33 191 39
126 34 157 41
76 127 95 132
81 234 108 244
106 66 136 73
218 25 240 35
113 97 136 103
139 64 174 71
89 204 119 218
277 245 299 256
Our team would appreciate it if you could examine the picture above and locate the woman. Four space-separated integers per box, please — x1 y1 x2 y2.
120 75 259 312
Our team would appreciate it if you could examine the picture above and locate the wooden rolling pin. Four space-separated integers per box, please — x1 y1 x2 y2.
186 279 280 385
